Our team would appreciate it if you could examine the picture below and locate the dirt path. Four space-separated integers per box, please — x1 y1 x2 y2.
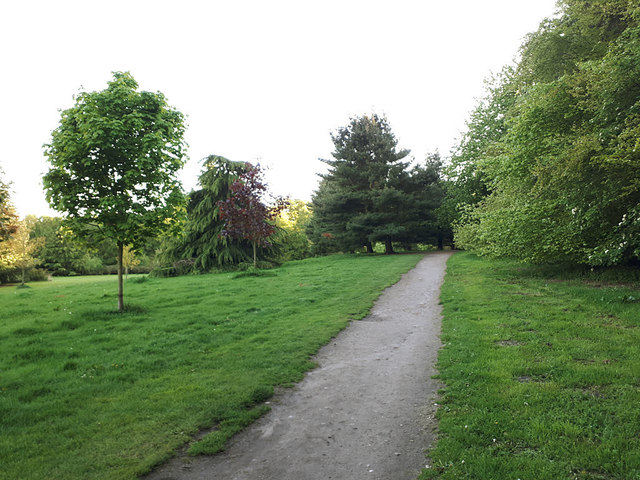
146 251 453 480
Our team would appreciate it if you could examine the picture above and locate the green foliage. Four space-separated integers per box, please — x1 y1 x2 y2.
0 168 18 243
273 199 313 261
0 253 420 479
422 252 640 479
309 114 445 254
452 2 640 266
43 71 186 249
29 216 96 275
43 71 186 308
161 155 255 271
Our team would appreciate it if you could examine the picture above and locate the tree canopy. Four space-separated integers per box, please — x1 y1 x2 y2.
43 71 187 308
451 1 640 266
218 163 288 267
0 169 18 243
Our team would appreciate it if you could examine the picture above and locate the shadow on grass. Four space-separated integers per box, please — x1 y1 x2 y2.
82 304 149 322
472 254 640 287
232 270 278 279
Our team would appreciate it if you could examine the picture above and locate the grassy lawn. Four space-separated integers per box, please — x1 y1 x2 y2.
422 253 640 480
0 253 421 480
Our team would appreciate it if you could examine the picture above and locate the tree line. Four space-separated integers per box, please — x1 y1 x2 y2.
448 0 640 266
0 73 449 309
1 0 638 303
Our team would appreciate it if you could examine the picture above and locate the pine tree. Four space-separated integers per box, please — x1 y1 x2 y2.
310 114 443 254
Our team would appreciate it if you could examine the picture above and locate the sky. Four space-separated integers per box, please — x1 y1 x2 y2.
1 0 559 218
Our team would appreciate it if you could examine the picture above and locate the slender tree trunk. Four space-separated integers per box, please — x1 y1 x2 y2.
252 240 257 269
21 266 26 287
384 238 394 255
366 242 374 254
117 241 124 311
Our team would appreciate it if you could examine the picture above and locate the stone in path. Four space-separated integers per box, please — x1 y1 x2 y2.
146 251 453 480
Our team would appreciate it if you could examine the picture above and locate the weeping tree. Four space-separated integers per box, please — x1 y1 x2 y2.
43 72 186 310
163 155 254 270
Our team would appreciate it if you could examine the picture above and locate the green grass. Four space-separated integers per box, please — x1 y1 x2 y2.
422 253 640 480
0 253 421 480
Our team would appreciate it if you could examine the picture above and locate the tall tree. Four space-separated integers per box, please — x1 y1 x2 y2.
43 72 186 310
454 0 640 266
309 114 443 254
217 164 288 268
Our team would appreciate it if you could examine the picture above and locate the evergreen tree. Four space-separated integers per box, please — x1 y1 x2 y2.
310 114 444 254
164 155 253 270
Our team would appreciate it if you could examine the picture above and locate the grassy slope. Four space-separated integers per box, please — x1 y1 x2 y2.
423 253 640 480
0 253 421 480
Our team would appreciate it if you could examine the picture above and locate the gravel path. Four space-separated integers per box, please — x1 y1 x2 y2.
146 251 453 480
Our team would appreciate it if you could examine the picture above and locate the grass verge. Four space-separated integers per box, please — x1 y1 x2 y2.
421 253 640 480
0 253 421 480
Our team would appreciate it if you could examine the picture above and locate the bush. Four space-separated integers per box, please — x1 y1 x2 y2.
0 266 48 285
73 254 104 275
150 258 195 278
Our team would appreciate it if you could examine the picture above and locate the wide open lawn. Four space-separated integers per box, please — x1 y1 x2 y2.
1 253 421 480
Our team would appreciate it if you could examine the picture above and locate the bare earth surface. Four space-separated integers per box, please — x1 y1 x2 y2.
146 251 453 480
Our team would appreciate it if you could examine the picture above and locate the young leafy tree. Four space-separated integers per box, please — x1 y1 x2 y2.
273 199 313 261
43 72 186 310
6 219 44 286
217 164 288 268
121 245 140 278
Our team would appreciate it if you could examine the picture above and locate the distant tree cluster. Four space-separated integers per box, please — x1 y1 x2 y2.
308 114 447 254
0 169 18 243
0 171 43 284
450 0 640 266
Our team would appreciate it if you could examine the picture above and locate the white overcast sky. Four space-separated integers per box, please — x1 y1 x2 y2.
1 0 558 218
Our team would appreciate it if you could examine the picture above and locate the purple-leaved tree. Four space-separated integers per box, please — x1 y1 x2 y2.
217 164 288 268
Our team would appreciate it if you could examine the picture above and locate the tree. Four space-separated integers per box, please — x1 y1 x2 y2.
273 199 313 261
162 155 255 270
0 219 44 286
453 0 640 266
121 245 140 278
309 114 444 254
8 220 44 286
43 72 187 310
28 216 102 275
0 169 18 243
217 164 288 268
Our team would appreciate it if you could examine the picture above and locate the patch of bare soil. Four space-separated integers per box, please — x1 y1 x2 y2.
145 251 454 480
